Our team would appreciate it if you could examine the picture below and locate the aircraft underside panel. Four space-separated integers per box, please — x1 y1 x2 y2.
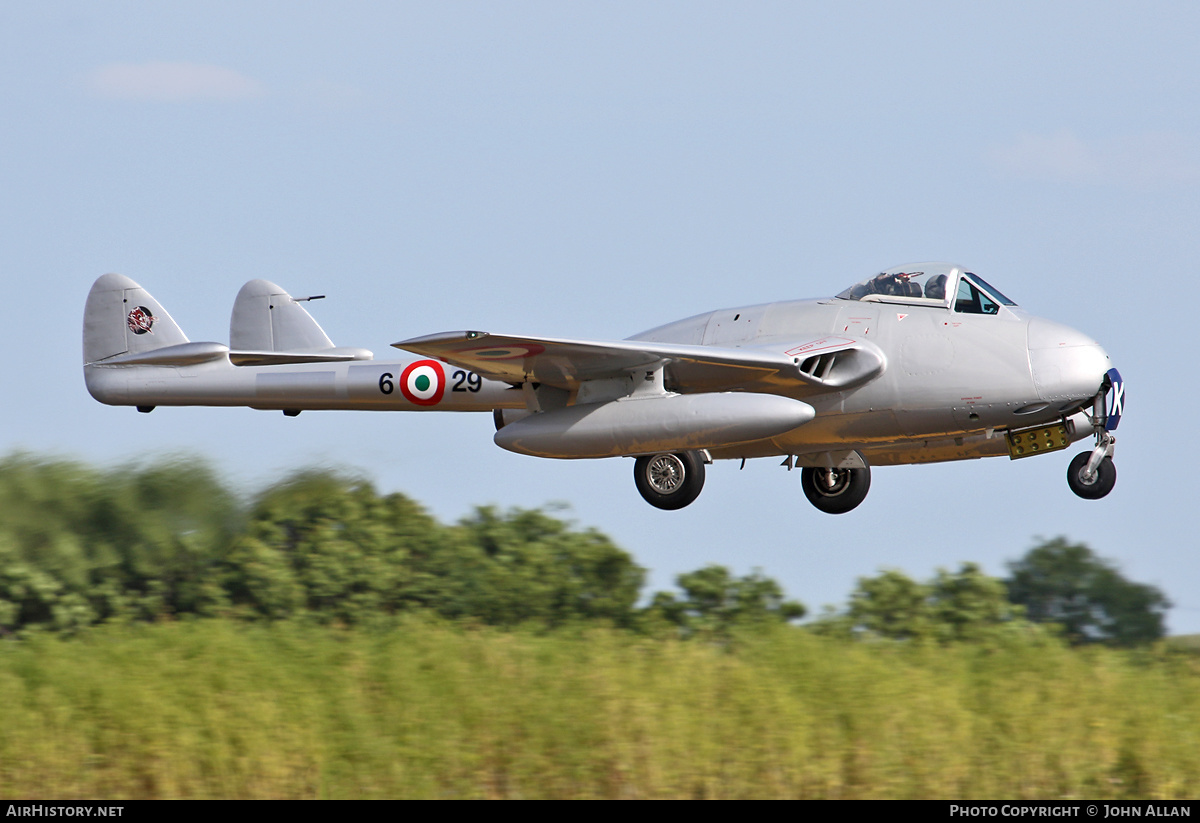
707 409 1095 466
708 428 1006 465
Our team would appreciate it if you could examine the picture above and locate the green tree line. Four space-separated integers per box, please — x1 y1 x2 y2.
0 454 802 636
814 543 1170 646
0 454 1170 644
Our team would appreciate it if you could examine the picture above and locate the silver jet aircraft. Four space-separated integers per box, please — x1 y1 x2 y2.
82 263 1123 513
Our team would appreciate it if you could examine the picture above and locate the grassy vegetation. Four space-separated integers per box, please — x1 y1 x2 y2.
1 619 1198 799
1167 634 1200 653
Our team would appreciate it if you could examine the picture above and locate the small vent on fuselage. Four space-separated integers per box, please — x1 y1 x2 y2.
799 353 838 381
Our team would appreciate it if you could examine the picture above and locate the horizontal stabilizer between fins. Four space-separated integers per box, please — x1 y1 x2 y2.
94 342 372 367
228 347 372 366
97 341 228 367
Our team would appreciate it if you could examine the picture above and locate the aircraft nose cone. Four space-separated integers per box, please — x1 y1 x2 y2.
1027 318 1112 404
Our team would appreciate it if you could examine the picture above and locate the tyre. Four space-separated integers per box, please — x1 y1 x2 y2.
1067 451 1116 499
634 452 705 510
801 465 871 514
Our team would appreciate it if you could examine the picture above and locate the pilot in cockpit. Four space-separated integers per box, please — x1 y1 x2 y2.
869 271 923 298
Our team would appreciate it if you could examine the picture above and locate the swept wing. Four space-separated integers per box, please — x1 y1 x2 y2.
393 331 883 394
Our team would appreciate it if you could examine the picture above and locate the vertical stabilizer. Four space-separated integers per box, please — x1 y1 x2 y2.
83 273 189 364
230 279 335 353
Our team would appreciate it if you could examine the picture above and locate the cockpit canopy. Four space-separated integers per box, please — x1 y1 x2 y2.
836 262 1017 315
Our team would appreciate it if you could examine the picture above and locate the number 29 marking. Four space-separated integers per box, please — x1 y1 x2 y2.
452 370 482 392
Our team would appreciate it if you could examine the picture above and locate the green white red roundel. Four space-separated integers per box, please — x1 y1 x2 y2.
400 360 445 406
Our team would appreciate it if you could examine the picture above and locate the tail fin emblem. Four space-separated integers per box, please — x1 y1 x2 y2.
127 306 156 335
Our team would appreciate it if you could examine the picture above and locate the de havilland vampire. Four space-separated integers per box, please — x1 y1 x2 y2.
82 263 1123 513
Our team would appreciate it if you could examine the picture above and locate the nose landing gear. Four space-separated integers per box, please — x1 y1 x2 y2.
1067 369 1122 500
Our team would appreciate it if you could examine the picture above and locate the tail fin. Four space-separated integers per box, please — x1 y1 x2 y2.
228 279 371 364
230 279 334 352
83 273 189 364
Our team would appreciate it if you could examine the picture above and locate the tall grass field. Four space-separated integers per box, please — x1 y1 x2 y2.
1 619 1198 799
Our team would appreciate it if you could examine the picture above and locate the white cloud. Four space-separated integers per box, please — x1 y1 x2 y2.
988 129 1200 188
87 62 266 102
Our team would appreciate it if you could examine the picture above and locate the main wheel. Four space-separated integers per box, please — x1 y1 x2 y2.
634 452 705 510
801 465 871 514
1066 451 1116 499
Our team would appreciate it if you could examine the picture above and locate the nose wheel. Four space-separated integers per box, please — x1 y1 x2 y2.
634 451 706 510
1067 430 1117 499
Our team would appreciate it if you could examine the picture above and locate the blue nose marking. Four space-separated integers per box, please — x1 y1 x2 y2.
1105 368 1123 431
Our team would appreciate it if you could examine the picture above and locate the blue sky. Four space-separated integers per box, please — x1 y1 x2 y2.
4 2 1198 631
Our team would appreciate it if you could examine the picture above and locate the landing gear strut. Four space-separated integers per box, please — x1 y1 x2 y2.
634 451 705 510
801 465 871 514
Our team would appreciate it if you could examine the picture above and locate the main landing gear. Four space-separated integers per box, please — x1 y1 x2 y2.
634 451 706 510
801 465 872 514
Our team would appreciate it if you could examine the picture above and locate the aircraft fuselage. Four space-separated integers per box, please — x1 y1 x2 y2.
631 296 1110 466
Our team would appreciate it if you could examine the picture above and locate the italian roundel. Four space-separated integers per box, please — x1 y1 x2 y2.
400 360 445 406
